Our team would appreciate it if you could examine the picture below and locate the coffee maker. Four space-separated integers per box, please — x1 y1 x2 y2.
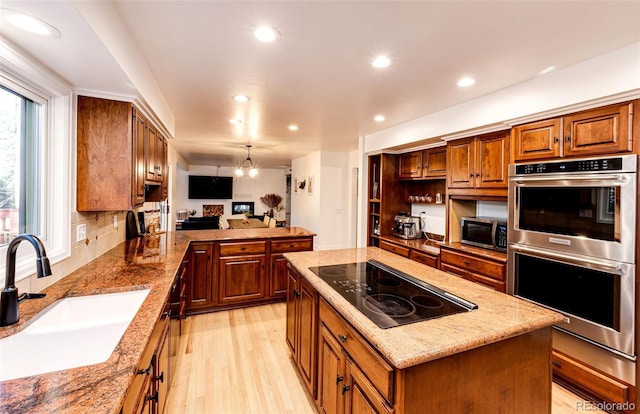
393 212 419 239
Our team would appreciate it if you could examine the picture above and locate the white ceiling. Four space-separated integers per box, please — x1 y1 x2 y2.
1 1 639 169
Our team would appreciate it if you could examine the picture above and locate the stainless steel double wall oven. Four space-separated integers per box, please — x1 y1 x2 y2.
508 154 637 384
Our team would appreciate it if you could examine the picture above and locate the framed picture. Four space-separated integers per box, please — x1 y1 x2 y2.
307 175 314 195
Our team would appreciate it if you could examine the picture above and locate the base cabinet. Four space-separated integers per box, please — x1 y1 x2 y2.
187 242 214 312
439 245 507 292
286 263 318 397
121 298 170 414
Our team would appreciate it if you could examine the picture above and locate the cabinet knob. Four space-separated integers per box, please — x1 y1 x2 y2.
338 334 348 342
336 375 344 385
553 136 559 143
342 384 351 395
475 173 480 177
147 391 159 402
293 289 301 298
156 371 164 383
463 261 471 265
137 366 152 376
565 136 571 142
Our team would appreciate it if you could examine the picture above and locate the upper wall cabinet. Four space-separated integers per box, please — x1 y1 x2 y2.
511 100 636 162
77 96 167 211
398 147 447 179
447 130 510 196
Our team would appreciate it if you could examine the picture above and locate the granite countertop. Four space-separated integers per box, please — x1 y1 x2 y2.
0 227 315 414
284 247 562 370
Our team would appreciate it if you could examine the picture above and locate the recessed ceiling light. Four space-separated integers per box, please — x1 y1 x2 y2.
288 124 299 131
456 76 475 88
1 9 61 38
254 26 280 43
371 55 391 69
233 95 251 103
539 65 556 75
229 118 243 125
374 115 386 122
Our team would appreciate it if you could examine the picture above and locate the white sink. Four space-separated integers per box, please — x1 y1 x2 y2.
0 288 150 382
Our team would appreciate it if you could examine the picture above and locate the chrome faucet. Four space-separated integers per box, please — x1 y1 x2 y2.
1 234 52 327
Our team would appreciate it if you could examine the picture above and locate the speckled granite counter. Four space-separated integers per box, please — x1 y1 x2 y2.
284 247 562 369
0 227 314 414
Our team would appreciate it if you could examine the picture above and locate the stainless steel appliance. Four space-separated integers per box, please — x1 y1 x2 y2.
461 217 507 252
309 260 477 329
507 154 637 386
393 214 419 239
508 154 636 263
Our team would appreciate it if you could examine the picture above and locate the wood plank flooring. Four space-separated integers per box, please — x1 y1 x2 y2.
165 303 605 414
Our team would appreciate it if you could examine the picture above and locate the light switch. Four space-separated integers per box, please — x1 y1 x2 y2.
113 214 118 228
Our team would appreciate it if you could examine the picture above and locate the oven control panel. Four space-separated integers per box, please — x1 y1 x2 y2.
515 157 623 175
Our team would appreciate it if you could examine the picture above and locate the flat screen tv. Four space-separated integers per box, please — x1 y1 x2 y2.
188 175 233 199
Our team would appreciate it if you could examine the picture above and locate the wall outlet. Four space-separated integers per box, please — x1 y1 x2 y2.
113 214 118 228
76 223 87 242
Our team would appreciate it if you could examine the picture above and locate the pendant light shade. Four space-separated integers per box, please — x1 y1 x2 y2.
235 145 258 177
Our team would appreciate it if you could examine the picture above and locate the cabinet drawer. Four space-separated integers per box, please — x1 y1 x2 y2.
319 298 394 402
440 249 504 281
271 238 313 253
219 241 266 256
409 249 438 268
380 240 410 258
552 351 632 405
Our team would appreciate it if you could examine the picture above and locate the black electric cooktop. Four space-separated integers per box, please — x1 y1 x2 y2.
309 259 477 329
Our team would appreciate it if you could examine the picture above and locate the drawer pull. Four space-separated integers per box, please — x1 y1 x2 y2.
289 244 294 248
338 334 348 342
336 375 344 385
552 361 561 368
342 384 351 395
463 260 471 265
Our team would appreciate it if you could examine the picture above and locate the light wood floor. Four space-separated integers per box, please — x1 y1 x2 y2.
166 303 605 414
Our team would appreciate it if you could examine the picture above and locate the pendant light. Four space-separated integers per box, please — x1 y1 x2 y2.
235 144 258 177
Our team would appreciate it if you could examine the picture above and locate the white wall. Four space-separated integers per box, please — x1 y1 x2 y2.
291 151 359 250
174 164 287 227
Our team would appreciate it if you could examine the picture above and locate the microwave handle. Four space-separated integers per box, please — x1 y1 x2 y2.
510 244 625 275
511 174 627 185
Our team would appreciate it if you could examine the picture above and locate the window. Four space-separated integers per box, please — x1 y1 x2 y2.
0 41 72 287
0 85 43 247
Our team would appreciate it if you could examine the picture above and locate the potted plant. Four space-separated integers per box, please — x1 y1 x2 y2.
260 193 283 218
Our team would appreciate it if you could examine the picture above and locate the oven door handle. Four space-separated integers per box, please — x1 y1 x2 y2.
511 174 627 185
510 244 625 275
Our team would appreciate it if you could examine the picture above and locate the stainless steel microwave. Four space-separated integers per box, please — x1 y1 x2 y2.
460 217 508 252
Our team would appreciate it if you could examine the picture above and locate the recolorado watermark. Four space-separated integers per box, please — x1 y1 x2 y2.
576 400 636 411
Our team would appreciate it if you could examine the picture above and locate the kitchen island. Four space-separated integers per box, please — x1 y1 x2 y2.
284 247 563 413
0 227 314 414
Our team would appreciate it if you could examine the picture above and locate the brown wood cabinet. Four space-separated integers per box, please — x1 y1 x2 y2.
447 130 510 194
552 350 636 413
187 242 214 312
286 264 318 398
121 296 171 414
185 236 314 315
398 147 447 179
439 244 507 292
511 101 635 162
317 298 394 414
77 96 146 211
76 95 168 211
218 240 267 305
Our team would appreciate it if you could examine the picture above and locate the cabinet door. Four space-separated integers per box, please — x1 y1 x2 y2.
297 277 318 395
344 359 393 414
155 132 165 181
218 255 266 304
447 138 474 188
285 267 299 354
318 325 346 414
270 253 288 298
155 321 170 414
398 151 422 178
512 118 562 162
564 102 633 157
475 131 509 188
422 147 446 177
188 243 213 311
132 108 146 206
